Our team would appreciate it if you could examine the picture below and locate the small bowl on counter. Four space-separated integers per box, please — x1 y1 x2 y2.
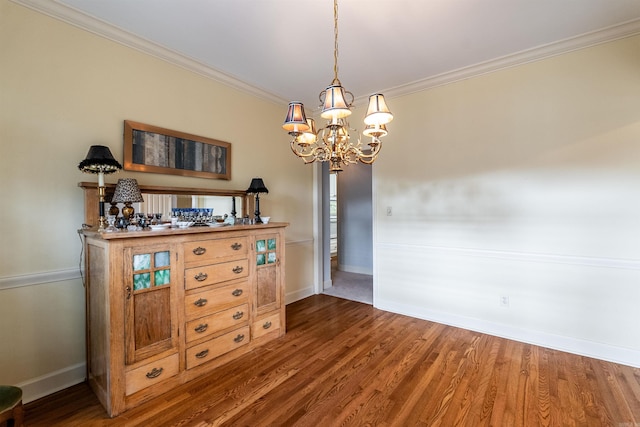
176 221 194 229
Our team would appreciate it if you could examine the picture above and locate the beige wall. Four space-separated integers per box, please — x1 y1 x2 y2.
0 1 315 401
374 35 640 367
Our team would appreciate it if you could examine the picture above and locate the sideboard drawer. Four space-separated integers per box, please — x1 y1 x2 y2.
251 312 281 340
125 353 179 396
186 326 250 370
184 237 248 265
185 281 249 319
185 259 249 290
185 303 249 343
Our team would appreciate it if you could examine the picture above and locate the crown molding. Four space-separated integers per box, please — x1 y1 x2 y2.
12 0 640 105
10 0 288 105
380 18 640 101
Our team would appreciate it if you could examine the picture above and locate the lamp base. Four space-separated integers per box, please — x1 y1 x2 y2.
109 203 119 217
98 186 106 232
254 194 262 223
122 202 135 221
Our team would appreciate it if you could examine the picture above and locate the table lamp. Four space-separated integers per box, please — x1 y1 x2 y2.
111 178 144 222
78 145 122 231
246 178 268 224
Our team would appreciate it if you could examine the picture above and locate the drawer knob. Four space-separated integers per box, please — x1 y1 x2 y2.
192 247 206 256
231 242 242 250
232 311 244 320
194 298 208 307
232 289 243 297
194 272 208 282
146 367 163 379
234 334 245 343
263 321 272 330
195 323 208 333
195 349 209 359
232 266 244 274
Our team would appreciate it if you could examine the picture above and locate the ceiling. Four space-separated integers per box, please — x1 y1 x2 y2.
15 0 640 111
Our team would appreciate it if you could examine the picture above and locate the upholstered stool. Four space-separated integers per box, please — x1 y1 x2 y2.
0 386 23 427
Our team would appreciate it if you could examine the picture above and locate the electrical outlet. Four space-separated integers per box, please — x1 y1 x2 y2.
386 206 392 216
500 295 510 307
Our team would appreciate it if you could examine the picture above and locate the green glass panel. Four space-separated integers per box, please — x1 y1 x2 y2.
155 251 170 268
267 252 276 264
267 238 276 250
133 254 151 271
256 254 265 266
133 273 151 290
155 269 170 286
256 240 266 252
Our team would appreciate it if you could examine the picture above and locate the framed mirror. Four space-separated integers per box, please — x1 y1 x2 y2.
78 182 251 228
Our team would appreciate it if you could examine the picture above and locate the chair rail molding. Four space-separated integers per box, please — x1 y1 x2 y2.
377 242 640 271
0 268 81 291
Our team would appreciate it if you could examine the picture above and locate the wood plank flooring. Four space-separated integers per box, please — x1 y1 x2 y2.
24 295 640 426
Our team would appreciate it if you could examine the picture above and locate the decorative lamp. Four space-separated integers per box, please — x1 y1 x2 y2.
282 102 309 133
246 178 269 224
282 0 394 172
78 145 122 231
364 94 394 126
111 178 144 221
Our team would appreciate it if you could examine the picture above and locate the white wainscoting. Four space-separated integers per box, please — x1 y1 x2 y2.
374 243 640 368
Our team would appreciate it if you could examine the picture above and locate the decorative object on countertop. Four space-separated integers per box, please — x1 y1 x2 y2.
282 0 393 172
78 145 122 231
171 208 213 226
246 178 269 224
111 178 144 223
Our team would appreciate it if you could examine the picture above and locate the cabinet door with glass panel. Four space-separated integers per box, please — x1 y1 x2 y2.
124 244 179 365
254 233 282 316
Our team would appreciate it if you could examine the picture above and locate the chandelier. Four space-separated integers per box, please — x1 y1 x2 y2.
282 0 394 172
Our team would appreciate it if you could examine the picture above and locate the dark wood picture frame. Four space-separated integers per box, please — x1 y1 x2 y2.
123 120 231 180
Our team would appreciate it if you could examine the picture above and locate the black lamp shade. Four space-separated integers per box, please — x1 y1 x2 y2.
246 178 269 194
78 145 122 174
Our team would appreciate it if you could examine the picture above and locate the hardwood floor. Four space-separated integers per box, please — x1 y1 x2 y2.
24 295 640 426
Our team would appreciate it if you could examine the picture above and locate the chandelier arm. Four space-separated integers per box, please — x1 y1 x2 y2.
344 90 354 107
357 145 383 164
290 139 318 160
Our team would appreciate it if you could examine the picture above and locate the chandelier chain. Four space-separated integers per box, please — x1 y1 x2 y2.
333 0 339 84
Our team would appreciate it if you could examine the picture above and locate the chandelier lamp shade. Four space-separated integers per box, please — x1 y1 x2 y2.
282 0 394 173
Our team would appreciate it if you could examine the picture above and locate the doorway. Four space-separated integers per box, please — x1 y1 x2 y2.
321 165 373 304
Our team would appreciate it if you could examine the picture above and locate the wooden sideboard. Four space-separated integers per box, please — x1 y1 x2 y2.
82 223 286 417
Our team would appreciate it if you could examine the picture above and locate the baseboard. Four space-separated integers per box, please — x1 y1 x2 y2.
17 362 86 403
285 286 315 305
338 264 373 275
376 298 640 369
